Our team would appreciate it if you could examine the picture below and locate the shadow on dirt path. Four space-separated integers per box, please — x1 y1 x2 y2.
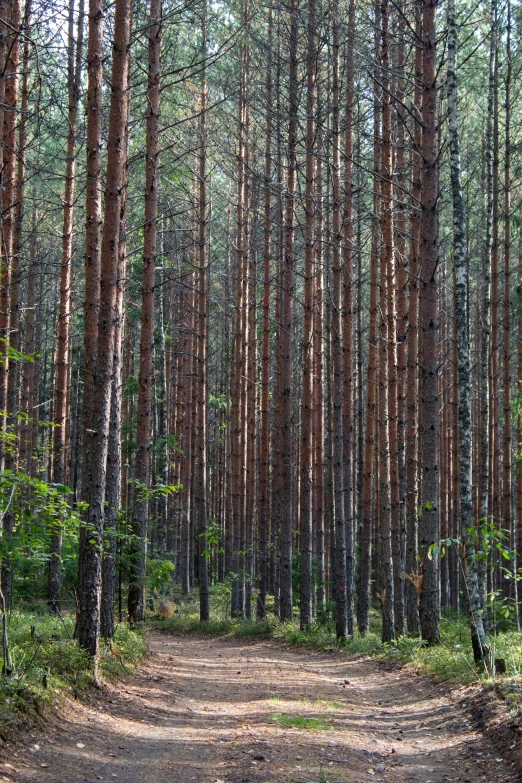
0 631 517 783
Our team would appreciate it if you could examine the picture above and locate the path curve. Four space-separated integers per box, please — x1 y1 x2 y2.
0 631 516 783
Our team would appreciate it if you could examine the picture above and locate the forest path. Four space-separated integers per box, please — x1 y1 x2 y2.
1 630 516 783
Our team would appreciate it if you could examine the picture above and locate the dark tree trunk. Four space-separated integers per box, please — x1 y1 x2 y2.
418 0 440 646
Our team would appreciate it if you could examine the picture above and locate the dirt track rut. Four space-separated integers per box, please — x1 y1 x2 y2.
0 631 517 783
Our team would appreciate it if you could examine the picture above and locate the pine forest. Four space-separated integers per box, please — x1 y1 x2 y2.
2 0 522 723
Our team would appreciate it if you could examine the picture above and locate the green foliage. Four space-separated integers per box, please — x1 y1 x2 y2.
146 559 175 594
123 376 139 396
0 470 82 599
200 519 224 559
131 479 180 504
208 574 235 618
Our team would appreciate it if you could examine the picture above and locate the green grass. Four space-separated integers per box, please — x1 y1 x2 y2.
0 609 147 738
269 712 331 731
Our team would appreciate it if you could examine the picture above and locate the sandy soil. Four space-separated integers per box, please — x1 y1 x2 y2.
0 631 517 783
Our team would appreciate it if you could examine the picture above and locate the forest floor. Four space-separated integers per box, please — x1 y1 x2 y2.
0 630 519 783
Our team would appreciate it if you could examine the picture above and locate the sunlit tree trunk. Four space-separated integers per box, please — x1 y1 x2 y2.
78 0 131 658
49 0 84 612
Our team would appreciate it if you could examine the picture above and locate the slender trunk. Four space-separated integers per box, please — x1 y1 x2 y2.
279 0 299 623
331 0 347 639
379 0 394 644
0 0 21 605
418 0 440 646
405 0 422 636
342 0 355 636
448 0 488 661
49 0 84 612
502 0 512 593
393 2 407 638
313 103 325 614
256 8 272 620
358 4 380 634
77 0 104 646
101 137 127 638
0 0 21 459
128 0 161 622
299 0 316 632
20 205 37 474
196 11 209 622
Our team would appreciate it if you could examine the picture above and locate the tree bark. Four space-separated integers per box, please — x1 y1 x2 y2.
128 0 162 623
49 0 84 612
279 0 299 623
78 0 131 658
299 0 316 632
418 0 440 646
448 0 489 662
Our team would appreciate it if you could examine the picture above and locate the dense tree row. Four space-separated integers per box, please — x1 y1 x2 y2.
0 0 520 666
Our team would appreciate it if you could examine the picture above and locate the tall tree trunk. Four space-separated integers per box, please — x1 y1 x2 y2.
342 0 356 636
418 0 440 646
230 38 247 617
77 0 103 645
128 0 161 622
180 271 195 595
49 0 84 612
0 0 21 606
405 0 422 636
448 0 488 662
313 98 325 615
379 0 394 644
196 9 209 622
77 0 131 658
358 2 380 634
0 0 21 468
502 0 512 599
393 0 407 638
478 0 496 606
256 7 272 621
299 0 316 632
101 150 127 638
279 0 299 623
20 204 37 474
331 0 347 639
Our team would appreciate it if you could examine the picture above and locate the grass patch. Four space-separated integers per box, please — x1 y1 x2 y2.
269 712 331 730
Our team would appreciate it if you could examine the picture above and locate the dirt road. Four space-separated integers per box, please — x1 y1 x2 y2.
0 631 517 783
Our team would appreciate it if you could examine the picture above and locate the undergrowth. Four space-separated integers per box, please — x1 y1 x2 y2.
0 609 147 739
